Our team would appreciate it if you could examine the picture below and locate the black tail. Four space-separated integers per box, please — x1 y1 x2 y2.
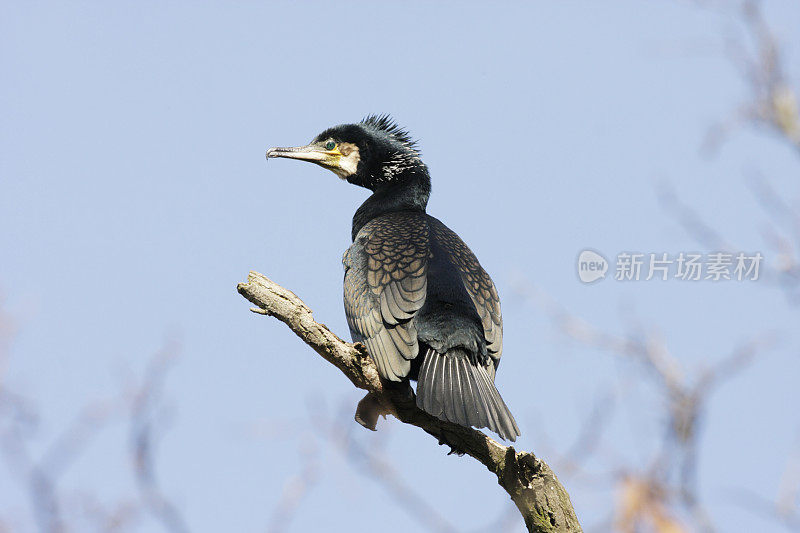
415 348 520 441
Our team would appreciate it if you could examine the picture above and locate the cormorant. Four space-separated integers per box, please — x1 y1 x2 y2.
265 115 520 441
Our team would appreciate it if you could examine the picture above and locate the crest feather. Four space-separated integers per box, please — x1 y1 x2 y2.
360 114 419 152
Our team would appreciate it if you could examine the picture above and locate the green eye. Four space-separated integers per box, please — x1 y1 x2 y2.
325 141 337 151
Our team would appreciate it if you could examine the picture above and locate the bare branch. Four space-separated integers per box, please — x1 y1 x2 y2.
130 340 190 533
237 271 583 533
319 404 460 533
516 280 778 532
708 0 800 154
266 442 319 533
0 386 120 533
659 180 800 303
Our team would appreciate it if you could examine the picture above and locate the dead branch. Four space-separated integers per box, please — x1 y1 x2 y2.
704 0 800 155
265 444 319 533
237 271 582 533
320 402 460 533
130 339 190 533
515 280 776 532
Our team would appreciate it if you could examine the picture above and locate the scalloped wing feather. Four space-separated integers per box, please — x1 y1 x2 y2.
344 212 430 381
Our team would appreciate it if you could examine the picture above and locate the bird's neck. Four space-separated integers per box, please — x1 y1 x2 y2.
351 173 431 240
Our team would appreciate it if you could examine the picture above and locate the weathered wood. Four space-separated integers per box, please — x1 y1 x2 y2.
238 271 582 532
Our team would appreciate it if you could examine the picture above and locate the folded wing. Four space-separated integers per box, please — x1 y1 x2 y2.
344 213 430 381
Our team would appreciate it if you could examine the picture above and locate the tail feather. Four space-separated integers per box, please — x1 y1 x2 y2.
416 348 520 441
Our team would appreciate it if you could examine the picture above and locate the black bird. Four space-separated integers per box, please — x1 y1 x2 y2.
266 115 520 441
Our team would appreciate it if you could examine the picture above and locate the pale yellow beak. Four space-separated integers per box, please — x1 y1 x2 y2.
265 144 340 165
266 142 356 179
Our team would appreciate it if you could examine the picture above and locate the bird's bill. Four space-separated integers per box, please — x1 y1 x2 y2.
265 144 339 165
266 142 357 180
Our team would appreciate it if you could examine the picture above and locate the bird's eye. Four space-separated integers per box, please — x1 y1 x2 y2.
325 141 337 151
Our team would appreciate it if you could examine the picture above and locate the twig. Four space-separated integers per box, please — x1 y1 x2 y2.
266 442 319 533
130 340 190 533
321 403 460 533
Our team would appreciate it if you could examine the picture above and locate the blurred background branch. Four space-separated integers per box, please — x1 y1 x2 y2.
514 280 777 533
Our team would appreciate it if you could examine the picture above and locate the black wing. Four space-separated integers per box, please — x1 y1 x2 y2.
429 219 503 374
343 212 429 381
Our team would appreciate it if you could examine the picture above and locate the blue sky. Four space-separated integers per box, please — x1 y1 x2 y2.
2 1 799 531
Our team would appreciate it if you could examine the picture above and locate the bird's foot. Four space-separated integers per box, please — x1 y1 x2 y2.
438 433 467 456
354 392 392 431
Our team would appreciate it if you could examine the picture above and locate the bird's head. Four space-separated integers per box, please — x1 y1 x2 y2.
265 115 428 190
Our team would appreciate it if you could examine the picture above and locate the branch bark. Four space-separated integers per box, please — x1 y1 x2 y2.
237 271 582 533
